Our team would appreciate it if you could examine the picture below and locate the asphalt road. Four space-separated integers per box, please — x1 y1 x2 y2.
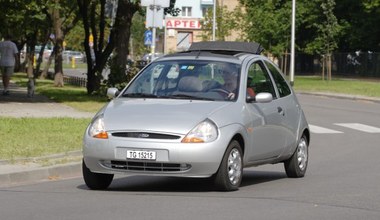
0 94 379 220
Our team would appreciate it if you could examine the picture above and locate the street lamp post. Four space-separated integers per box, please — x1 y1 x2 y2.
290 0 296 86
212 0 216 41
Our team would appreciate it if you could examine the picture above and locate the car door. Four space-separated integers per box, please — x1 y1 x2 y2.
244 60 288 162
264 60 299 151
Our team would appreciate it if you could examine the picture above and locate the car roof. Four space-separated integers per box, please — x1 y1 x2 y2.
188 41 264 55
159 41 264 63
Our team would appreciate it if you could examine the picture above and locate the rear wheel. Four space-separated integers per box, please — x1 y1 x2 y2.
214 140 243 191
82 160 114 190
284 135 309 178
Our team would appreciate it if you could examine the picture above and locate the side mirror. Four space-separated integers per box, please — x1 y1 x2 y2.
107 88 120 99
255 92 273 103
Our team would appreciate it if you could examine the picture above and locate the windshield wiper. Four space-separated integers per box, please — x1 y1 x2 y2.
167 94 215 101
122 93 158 98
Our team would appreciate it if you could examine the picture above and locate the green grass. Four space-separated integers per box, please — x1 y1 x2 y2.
0 117 91 160
36 82 107 112
13 73 107 112
293 76 380 98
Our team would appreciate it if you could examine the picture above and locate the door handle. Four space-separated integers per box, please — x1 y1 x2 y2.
277 107 285 116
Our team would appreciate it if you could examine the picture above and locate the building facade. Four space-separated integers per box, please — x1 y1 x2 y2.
162 0 239 53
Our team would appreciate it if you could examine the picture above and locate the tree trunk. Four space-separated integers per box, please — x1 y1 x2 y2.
321 55 325 80
328 54 332 80
112 0 134 78
40 50 55 79
77 0 139 94
52 0 64 87
284 50 288 76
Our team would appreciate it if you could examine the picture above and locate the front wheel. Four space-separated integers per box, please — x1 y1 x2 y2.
214 140 243 191
82 160 114 190
284 135 309 178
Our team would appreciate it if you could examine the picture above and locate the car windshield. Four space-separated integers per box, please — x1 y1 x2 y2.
123 60 241 101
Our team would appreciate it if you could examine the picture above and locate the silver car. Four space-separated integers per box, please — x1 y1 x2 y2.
83 41 310 191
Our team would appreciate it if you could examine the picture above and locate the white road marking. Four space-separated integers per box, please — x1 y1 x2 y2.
309 125 343 134
334 123 380 133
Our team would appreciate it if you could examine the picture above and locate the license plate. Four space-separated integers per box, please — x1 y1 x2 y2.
126 150 156 161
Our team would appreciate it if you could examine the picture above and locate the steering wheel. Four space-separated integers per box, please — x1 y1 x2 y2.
209 88 235 100
209 88 231 95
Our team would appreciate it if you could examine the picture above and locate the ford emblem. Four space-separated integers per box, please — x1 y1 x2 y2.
139 133 150 138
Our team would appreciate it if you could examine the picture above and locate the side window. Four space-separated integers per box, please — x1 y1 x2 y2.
247 61 276 98
265 61 291 97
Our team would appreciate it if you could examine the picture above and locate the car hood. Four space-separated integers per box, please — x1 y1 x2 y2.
102 98 233 134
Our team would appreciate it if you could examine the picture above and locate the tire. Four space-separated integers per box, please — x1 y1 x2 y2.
284 135 309 178
82 160 114 190
214 140 243 191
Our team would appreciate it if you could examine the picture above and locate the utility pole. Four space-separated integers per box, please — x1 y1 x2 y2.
290 0 296 86
212 0 216 41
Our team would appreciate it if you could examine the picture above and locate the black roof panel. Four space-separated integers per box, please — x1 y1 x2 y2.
188 41 264 55
162 51 241 61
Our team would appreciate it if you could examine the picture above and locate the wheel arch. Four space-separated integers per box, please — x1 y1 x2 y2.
231 133 245 155
302 128 310 145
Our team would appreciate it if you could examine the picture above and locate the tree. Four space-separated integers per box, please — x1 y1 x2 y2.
77 0 117 94
77 0 178 95
240 0 293 57
335 0 380 52
0 0 80 86
200 5 242 41
108 0 179 91
49 0 80 86
0 0 51 77
318 0 341 80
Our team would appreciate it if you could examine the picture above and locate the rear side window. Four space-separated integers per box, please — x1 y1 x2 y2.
247 61 276 98
265 61 291 97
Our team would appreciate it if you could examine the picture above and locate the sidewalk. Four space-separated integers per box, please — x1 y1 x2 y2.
0 81 93 187
0 81 94 118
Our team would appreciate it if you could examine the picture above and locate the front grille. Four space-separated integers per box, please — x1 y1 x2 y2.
109 160 191 172
112 132 181 140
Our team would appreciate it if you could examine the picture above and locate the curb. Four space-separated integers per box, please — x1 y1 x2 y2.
0 151 83 166
297 91 380 104
0 151 83 188
0 162 82 188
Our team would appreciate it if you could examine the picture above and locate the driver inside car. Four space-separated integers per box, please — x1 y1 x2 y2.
220 64 239 99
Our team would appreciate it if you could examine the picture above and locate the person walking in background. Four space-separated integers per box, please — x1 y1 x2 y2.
0 34 19 96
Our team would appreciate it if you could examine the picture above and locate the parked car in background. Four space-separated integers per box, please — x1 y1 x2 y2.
142 52 164 62
82 41 310 191
136 53 164 69
34 45 52 61
63 50 85 63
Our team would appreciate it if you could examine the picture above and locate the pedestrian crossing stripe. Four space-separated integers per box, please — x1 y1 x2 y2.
309 125 343 134
309 123 380 134
334 123 380 133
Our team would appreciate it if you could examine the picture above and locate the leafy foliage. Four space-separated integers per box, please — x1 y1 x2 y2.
240 0 293 56
201 5 243 41
240 0 380 55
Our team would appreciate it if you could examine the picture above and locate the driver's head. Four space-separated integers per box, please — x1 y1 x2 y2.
220 63 238 92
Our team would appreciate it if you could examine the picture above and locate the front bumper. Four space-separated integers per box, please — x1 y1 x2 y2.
83 132 230 178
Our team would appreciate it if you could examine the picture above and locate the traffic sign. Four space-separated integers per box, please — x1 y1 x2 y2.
145 6 164 28
144 30 152 46
141 0 170 7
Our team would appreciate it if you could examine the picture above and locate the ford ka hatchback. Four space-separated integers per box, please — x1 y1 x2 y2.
82 41 310 191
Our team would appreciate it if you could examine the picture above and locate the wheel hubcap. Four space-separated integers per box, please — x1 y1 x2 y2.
297 138 308 171
227 148 242 185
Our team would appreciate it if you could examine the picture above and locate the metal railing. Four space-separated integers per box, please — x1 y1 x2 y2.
63 76 87 87
278 52 380 77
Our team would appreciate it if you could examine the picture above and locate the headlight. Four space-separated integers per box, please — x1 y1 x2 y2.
182 119 218 143
88 115 108 139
